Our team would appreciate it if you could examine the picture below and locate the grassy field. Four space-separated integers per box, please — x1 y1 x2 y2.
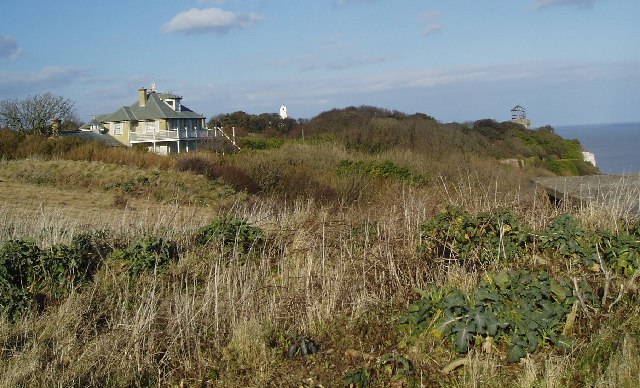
0 113 638 387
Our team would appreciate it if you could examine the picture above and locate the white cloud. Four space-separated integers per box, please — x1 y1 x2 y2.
239 60 638 106
532 0 600 10
419 11 443 37
163 8 263 34
0 66 86 96
0 35 22 61
296 55 390 72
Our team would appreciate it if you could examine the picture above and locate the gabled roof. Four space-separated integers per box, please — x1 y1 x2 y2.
102 92 204 123
80 114 109 130
157 92 181 100
60 130 123 147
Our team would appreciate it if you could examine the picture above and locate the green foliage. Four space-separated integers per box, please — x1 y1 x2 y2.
419 207 530 263
409 210 640 362
343 367 371 387
589 230 640 276
110 237 178 276
518 128 583 159
0 240 40 319
540 214 589 260
240 136 284 150
540 214 640 275
376 354 415 382
106 174 155 195
209 111 296 134
338 159 427 186
399 270 594 362
545 159 598 176
0 232 111 320
421 210 640 275
195 216 265 254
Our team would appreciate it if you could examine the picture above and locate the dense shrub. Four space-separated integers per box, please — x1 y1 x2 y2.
338 159 427 186
420 210 640 275
207 165 260 194
110 236 179 276
419 207 530 263
174 153 215 175
195 216 265 255
545 159 598 176
399 270 594 362
0 232 111 320
239 137 284 150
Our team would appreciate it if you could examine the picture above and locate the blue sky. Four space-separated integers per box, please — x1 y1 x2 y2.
1 0 638 127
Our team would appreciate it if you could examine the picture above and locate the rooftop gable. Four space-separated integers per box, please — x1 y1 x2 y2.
101 91 204 123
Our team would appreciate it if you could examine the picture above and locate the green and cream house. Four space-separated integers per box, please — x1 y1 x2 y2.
84 87 213 154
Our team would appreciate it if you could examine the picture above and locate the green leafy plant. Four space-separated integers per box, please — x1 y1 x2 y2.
110 236 178 276
0 240 40 319
592 230 640 276
285 335 319 358
0 233 111 320
540 214 640 275
399 270 596 362
419 207 530 263
195 216 265 254
539 214 590 260
338 159 427 186
377 354 415 382
343 367 371 388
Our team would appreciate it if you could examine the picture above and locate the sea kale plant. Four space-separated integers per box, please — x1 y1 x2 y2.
0 232 111 320
407 210 640 362
109 236 179 276
418 207 530 263
195 215 265 256
399 270 597 362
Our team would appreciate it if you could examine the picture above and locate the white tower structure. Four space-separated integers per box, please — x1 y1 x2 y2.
279 104 288 119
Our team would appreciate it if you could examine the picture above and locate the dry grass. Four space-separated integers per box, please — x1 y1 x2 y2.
0 153 639 386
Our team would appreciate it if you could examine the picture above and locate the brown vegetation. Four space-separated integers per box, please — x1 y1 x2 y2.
2 107 634 387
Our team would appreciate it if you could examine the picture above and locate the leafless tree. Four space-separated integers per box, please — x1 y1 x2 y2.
0 92 75 135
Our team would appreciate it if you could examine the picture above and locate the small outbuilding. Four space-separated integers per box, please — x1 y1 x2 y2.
511 105 531 129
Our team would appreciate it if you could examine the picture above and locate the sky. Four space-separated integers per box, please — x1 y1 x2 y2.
0 0 639 127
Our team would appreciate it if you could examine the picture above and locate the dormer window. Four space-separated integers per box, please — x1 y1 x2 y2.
163 97 181 111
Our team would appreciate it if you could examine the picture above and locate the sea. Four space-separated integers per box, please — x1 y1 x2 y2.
554 122 640 175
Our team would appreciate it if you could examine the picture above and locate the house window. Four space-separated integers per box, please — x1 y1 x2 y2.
145 121 158 133
114 122 123 135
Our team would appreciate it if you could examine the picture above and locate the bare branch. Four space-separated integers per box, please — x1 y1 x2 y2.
0 92 75 135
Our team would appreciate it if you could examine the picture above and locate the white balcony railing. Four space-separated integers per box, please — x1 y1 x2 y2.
129 129 216 143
